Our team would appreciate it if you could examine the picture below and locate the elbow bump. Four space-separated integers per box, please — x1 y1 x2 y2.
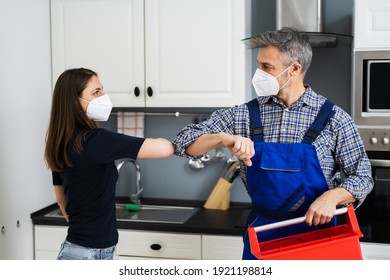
162 144 175 158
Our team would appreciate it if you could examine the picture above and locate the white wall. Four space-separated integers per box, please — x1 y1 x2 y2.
0 0 54 259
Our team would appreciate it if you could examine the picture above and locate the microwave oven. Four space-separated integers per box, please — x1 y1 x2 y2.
352 51 390 152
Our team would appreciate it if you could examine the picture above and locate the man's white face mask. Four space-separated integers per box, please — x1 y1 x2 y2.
252 65 292 96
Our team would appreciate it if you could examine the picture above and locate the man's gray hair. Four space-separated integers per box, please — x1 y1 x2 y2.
248 27 312 75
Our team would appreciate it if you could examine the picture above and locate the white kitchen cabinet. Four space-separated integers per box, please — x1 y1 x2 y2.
354 0 390 50
33 225 67 260
34 225 203 260
33 225 244 260
360 242 390 260
202 234 243 260
116 229 202 259
50 0 251 108
33 224 390 260
116 229 243 260
50 0 145 107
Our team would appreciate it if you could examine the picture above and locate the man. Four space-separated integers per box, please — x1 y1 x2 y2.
173 27 373 259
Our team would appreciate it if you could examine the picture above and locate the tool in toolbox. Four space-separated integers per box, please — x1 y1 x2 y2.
203 161 240 210
248 205 364 260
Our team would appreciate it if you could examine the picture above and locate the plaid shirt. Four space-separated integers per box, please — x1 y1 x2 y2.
173 86 373 206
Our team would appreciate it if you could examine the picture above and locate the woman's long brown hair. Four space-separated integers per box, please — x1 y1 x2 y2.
44 68 98 171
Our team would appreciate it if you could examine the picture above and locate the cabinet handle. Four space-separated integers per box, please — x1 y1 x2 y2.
147 87 153 97
134 87 140 97
150 243 161 251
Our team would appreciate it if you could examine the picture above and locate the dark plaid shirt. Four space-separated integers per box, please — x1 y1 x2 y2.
173 86 373 206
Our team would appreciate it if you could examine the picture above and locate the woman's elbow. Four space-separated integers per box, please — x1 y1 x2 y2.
151 141 174 158
160 141 175 158
140 138 174 158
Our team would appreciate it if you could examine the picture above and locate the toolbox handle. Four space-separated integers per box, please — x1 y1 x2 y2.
251 207 348 233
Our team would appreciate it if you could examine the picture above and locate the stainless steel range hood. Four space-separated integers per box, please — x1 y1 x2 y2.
276 0 351 47
277 0 323 33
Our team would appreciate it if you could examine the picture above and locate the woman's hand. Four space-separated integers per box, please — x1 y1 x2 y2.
54 185 69 223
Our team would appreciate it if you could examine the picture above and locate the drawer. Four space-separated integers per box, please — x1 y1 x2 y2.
35 251 60 260
34 225 67 251
116 230 201 259
202 235 243 260
360 242 390 260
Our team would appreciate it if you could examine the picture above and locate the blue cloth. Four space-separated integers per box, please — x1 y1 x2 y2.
242 99 336 260
52 128 145 248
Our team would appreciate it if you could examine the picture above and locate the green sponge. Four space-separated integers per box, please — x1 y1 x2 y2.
126 203 141 211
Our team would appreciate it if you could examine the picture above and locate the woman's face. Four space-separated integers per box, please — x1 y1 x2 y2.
79 75 104 112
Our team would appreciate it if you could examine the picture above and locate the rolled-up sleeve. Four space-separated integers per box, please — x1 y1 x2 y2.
340 157 373 207
172 105 248 158
172 123 209 158
332 110 374 207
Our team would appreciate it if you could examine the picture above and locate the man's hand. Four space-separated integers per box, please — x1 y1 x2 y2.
222 134 255 166
186 133 255 166
305 188 355 226
305 199 335 226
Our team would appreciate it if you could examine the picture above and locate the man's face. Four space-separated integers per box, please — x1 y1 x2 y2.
256 46 286 76
256 46 292 94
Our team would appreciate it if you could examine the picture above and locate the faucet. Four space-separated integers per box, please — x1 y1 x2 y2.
116 159 143 205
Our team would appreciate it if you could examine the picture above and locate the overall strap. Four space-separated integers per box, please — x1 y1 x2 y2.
302 99 335 144
247 99 264 142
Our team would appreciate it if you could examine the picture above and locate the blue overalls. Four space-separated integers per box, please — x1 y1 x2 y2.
242 98 336 260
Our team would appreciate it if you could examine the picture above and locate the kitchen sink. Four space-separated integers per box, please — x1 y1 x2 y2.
115 204 199 224
44 204 200 224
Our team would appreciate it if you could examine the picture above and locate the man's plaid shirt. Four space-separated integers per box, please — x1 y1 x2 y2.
173 86 373 207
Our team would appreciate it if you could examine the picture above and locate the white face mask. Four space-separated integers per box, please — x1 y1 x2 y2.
252 65 292 96
80 94 113 121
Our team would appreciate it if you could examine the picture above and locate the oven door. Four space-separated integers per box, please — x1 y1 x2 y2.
355 158 390 245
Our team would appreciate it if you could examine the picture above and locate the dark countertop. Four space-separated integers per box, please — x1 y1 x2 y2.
30 197 252 236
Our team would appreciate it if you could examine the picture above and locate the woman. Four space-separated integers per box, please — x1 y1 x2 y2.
44 68 174 260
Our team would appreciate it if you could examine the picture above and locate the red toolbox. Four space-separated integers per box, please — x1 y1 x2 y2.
248 206 363 260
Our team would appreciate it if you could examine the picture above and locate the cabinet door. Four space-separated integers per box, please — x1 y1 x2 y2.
360 242 390 260
202 234 243 260
51 0 145 107
354 0 390 50
34 225 68 260
145 0 251 107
